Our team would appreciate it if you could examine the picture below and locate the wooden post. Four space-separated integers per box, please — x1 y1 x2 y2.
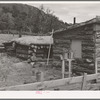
47 29 54 65
68 59 72 77
62 59 65 78
95 59 98 74
81 73 87 90
67 59 73 78
41 71 44 82
60 54 65 79
61 52 74 78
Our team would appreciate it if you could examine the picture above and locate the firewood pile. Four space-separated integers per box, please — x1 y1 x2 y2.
15 43 53 60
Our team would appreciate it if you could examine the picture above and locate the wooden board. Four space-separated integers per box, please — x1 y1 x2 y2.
0 73 100 90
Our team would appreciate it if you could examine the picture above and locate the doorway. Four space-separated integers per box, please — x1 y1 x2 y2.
70 40 82 58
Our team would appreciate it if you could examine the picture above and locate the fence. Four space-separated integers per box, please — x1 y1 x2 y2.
0 73 100 90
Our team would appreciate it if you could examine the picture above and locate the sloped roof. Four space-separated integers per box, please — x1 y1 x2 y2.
12 36 53 45
53 16 100 35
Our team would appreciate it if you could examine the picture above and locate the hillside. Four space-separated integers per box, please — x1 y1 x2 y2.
0 3 69 35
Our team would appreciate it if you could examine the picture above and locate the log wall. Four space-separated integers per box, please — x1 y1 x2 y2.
15 44 53 59
53 24 95 74
16 44 29 59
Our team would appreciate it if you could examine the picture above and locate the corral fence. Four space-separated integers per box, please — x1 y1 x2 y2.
0 73 100 90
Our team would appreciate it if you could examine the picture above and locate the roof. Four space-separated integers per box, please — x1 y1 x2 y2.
11 36 53 45
53 16 100 35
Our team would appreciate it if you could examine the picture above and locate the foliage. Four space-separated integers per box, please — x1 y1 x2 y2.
0 4 69 34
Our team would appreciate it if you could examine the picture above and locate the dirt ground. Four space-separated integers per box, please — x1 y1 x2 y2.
0 33 66 88
0 53 63 88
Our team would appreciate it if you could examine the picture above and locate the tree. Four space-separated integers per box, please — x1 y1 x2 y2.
0 12 14 33
15 12 28 34
37 4 54 34
12 5 20 17
0 4 68 35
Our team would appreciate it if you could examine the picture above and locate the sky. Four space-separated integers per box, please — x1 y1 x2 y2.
25 2 100 24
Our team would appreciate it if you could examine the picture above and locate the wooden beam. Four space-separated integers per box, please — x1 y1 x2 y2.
47 29 54 65
0 73 100 90
62 59 65 78
67 59 74 77
86 83 100 90
81 73 87 90
95 59 98 74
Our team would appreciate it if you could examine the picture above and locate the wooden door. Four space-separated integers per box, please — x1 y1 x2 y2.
71 40 82 58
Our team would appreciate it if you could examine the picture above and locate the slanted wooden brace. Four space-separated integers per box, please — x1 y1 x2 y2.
60 51 74 78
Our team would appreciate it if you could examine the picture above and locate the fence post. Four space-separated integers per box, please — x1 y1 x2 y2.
95 59 98 74
68 59 72 77
81 73 87 90
60 54 65 79
62 59 65 79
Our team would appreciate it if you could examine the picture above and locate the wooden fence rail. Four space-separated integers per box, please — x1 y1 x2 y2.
0 73 100 90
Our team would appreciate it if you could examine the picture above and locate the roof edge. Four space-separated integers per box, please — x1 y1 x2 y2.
53 16 100 34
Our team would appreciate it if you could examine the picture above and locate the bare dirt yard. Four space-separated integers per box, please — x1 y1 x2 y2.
0 34 63 88
0 53 36 87
0 53 63 88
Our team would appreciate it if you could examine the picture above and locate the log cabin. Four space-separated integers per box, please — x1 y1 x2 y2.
3 16 100 75
53 16 100 74
3 36 53 60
